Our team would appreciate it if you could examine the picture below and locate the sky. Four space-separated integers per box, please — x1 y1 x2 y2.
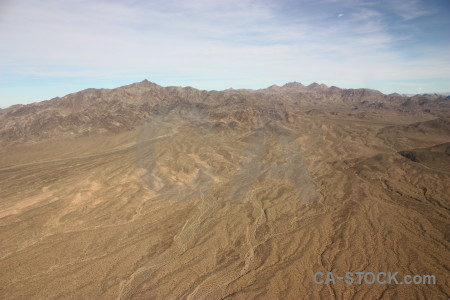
0 0 449 107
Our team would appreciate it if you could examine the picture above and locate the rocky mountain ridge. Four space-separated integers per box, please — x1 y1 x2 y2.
1 80 449 144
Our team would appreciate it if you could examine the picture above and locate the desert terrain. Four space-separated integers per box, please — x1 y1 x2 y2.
0 81 449 299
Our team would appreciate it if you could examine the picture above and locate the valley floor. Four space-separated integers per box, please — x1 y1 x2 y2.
0 111 449 299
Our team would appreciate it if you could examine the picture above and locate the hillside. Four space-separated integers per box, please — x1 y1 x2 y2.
1 80 449 145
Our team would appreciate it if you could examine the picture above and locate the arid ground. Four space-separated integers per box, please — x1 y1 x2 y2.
0 81 449 299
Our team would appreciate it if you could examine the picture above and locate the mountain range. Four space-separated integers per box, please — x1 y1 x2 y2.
1 80 449 145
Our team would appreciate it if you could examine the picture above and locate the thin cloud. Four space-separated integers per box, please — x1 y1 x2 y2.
0 0 449 106
388 0 434 21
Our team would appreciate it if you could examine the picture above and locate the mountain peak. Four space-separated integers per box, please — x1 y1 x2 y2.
307 82 328 89
281 82 305 89
124 79 161 90
139 79 156 85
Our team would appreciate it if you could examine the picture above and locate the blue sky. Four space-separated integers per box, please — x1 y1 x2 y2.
0 0 449 107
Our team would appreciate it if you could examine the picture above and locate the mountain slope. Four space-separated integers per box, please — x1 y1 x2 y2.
1 80 449 145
